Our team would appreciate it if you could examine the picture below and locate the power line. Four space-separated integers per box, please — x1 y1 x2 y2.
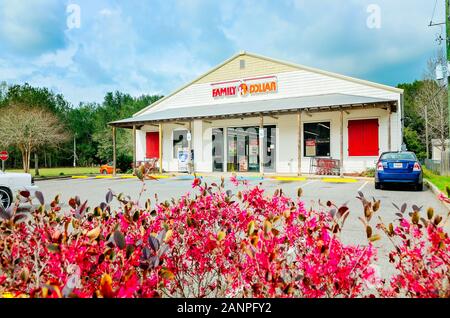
430 0 438 25
418 82 447 109
429 0 445 26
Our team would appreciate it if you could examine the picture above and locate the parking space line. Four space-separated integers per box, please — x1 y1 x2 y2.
357 181 369 192
301 180 319 187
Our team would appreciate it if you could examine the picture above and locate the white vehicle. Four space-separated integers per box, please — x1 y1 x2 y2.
0 171 39 208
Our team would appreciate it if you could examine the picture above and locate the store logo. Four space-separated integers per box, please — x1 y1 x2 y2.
238 83 249 96
212 76 277 98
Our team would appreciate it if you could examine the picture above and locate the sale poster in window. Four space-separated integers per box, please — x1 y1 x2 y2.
305 139 316 156
239 156 248 171
249 139 258 165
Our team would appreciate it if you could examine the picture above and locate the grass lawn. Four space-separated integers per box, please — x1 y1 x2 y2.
423 167 450 194
7 167 100 178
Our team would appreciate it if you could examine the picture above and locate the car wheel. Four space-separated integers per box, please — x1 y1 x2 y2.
0 187 12 209
415 183 423 192
375 182 381 190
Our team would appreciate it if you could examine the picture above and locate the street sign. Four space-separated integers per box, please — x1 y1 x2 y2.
0 151 8 161
0 151 7 172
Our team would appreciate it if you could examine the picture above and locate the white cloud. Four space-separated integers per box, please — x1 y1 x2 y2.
0 0 67 55
99 8 114 16
34 44 78 68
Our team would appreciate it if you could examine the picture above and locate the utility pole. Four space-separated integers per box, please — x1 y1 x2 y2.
425 104 430 159
447 0 450 138
73 134 77 167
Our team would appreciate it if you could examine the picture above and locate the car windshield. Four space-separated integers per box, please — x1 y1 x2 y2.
380 152 416 161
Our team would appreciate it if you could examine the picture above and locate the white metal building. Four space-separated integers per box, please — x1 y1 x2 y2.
111 52 403 175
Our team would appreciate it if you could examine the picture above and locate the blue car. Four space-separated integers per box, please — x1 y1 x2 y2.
375 151 423 191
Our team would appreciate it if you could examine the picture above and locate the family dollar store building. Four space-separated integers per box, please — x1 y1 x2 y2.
110 51 403 176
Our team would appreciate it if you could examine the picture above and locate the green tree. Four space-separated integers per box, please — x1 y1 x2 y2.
403 127 426 161
92 92 163 168
0 83 162 171
66 103 99 166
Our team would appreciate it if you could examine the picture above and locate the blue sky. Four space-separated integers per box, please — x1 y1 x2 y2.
0 0 445 106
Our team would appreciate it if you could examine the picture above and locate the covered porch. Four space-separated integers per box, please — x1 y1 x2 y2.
109 93 398 177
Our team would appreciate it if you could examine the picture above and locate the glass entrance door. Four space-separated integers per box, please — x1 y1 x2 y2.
263 125 276 172
212 128 224 172
227 127 260 172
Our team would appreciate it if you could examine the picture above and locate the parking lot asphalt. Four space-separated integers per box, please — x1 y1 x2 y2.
35 175 448 280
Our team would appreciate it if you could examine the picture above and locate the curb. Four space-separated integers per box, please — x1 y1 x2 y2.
66 174 369 183
424 179 450 212
34 176 73 181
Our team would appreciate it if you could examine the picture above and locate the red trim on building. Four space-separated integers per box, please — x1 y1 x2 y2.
210 79 241 86
242 75 277 82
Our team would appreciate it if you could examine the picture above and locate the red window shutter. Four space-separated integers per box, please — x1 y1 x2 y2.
348 119 379 156
146 132 160 158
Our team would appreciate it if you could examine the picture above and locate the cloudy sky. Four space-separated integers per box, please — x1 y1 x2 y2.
0 0 445 106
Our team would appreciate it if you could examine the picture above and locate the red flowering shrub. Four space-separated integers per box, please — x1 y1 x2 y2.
356 191 450 298
377 204 450 298
0 176 448 298
0 177 380 298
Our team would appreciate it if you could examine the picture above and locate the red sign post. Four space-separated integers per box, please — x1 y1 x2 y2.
0 151 8 172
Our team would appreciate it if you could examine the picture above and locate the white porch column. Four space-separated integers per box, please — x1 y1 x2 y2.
388 106 392 151
159 123 163 174
112 126 116 177
132 125 136 168
188 121 193 174
259 114 264 176
192 120 204 172
340 109 344 177
297 111 302 176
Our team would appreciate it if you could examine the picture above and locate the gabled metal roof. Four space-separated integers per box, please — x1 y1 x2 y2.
134 51 403 117
110 93 397 128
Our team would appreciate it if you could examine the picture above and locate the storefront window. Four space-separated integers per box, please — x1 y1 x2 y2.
304 122 330 157
173 130 188 158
